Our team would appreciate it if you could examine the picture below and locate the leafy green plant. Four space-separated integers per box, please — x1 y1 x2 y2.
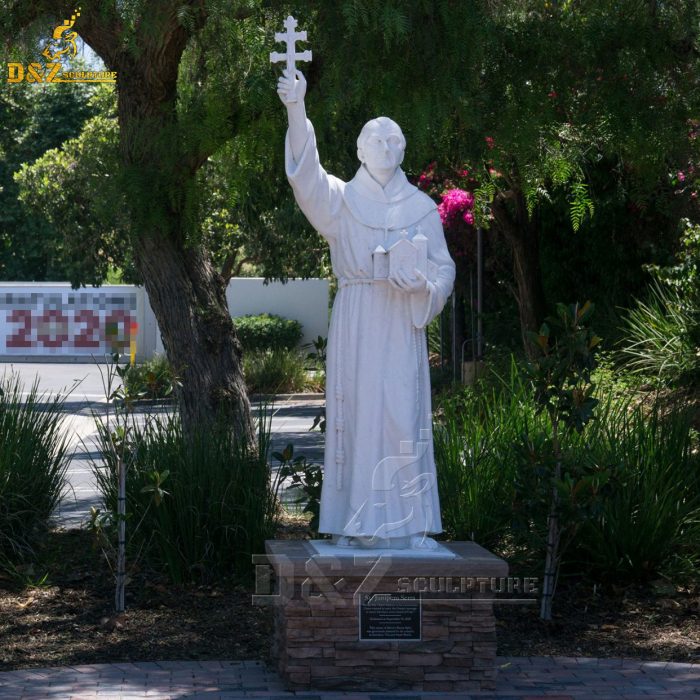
243 348 309 394
233 313 303 352
123 353 180 400
620 218 700 385
91 404 275 584
273 443 323 535
434 365 530 550
646 218 700 303
303 335 327 367
525 301 601 620
88 352 161 611
575 398 700 584
434 348 700 589
0 374 70 577
620 281 700 385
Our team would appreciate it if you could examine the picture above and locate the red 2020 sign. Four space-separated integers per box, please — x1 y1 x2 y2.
1 290 138 356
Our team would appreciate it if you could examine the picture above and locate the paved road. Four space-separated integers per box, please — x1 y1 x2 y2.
0 362 111 401
54 399 325 528
0 363 325 529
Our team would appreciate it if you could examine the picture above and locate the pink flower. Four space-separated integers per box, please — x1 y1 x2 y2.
462 210 475 225
485 136 495 150
438 188 475 226
459 169 469 178
678 171 686 182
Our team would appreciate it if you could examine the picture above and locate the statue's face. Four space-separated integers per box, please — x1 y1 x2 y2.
359 124 405 173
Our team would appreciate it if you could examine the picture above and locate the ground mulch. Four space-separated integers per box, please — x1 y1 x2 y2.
0 526 698 672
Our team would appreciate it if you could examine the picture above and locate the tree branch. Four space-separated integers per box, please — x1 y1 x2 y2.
76 3 124 70
221 250 256 283
491 191 518 245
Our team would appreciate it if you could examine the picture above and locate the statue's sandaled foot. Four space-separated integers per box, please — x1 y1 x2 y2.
336 535 359 547
410 535 439 550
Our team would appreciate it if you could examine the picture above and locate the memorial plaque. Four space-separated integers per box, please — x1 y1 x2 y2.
359 592 421 641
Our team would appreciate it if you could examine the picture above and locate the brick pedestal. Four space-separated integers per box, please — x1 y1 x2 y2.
260 540 508 692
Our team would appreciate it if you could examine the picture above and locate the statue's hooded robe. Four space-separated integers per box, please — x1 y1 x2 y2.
286 121 456 540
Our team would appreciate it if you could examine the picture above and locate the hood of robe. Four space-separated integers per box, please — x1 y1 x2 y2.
344 164 437 231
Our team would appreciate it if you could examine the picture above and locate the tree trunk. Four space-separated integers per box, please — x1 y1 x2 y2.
540 498 559 621
511 233 548 354
541 419 562 621
112 46 254 445
492 189 548 357
134 231 255 444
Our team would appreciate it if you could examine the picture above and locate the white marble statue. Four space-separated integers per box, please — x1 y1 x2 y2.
277 65 456 550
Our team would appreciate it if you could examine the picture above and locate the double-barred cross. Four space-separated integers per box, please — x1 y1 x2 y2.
270 15 312 102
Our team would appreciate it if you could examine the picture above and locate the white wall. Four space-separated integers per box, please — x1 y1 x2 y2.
0 279 329 362
154 278 329 354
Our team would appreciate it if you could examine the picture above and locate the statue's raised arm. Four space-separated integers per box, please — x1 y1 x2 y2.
271 18 344 244
276 69 309 164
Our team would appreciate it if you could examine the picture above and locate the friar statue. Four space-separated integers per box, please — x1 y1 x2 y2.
277 68 456 550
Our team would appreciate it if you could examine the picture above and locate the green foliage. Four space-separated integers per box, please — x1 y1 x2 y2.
0 374 69 576
123 354 179 401
620 281 700 385
13 85 137 287
243 348 309 394
434 359 700 586
620 218 700 385
303 335 327 367
526 302 601 432
434 365 531 550
574 398 700 584
234 313 303 352
273 443 323 535
472 180 497 229
91 411 275 584
525 302 601 618
3 0 697 345
0 77 98 281
568 182 595 233
647 218 700 301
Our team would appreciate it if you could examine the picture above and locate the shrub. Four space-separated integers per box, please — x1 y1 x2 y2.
243 348 309 394
434 357 700 586
573 398 700 583
621 219 700 385
123 353 178 400
0 375 69 573
619 281 699 385
91 410 276 584
233 313 303 352
434 370 530 550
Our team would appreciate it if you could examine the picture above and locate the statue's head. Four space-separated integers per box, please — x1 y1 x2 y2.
357 117 406 174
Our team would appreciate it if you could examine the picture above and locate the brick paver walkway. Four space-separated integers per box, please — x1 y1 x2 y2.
0 657 698 699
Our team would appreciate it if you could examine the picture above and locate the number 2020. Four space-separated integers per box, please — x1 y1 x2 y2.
6 309 133 349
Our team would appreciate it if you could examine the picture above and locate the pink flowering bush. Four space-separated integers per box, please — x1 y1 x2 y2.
413 162 483 260
437 188 475 227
